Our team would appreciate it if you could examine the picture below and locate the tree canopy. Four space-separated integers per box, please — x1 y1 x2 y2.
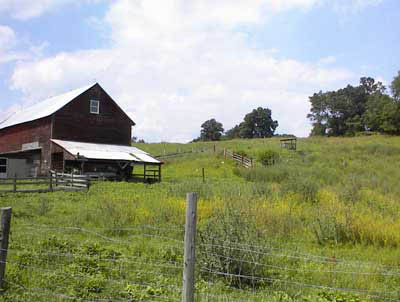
391 71 400 101
199 118 224 141
306 75 400 136
225 107 278 139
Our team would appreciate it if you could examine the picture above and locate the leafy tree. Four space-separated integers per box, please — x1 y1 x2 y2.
239 107 278 138
364 94 400 134
307 77 385 136
224 125 241 139
391 71 400 101
200 118 224 141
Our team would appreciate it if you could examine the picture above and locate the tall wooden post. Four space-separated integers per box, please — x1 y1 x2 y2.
0 207 12 289
183 193 197 302
224 148 226 160
213 144 216 153
49 171 53 192
202 168 205 183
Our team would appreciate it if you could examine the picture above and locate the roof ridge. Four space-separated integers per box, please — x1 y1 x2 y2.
0 82 97 130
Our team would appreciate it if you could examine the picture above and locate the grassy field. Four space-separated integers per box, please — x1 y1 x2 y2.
1 135 400 301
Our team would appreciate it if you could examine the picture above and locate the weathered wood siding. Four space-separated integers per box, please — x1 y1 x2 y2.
0 117 52 174
52 84 133 146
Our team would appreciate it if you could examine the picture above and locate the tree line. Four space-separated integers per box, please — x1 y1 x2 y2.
195 107 279 142
308 71 400 136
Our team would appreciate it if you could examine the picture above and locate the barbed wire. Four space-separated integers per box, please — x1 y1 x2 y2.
199 241 400 271
6 279 180 302
197 250 400 277
201 268 399 301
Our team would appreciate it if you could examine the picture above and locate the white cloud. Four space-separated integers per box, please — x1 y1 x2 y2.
4 0 358 142
0 0 104 20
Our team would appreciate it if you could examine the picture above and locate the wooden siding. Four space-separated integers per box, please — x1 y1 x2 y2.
0 117 52 174
52 84 133 146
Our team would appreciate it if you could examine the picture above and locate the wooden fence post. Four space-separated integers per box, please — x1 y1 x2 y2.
13 174 16 193
202 168 205 183
213 144 216 153
0 207 12 289
183 193 198 302
49 172 53 192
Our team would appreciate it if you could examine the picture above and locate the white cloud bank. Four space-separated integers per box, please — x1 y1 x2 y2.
3 0 383 141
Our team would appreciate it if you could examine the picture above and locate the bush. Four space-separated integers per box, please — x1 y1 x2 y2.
198 204 266 287
235 150 249 157
258 150 280 166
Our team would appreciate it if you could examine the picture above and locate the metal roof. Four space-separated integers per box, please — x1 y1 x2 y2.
0 83 96 130
51 139 161 164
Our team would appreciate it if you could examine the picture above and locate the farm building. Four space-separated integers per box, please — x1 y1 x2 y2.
0 83 161 181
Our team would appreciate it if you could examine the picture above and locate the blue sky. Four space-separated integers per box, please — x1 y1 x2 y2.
0 0 399 142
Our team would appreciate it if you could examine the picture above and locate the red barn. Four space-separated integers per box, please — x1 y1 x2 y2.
0 83 161 180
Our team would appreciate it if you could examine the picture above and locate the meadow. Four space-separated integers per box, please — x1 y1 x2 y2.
1 135 400 301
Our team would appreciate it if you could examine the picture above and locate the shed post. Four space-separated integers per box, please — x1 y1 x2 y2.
0 207 12 289
158 164 162 182
182 193 197 302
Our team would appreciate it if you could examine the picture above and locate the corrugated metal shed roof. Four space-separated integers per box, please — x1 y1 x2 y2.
51 139 161 164
0 83 96 130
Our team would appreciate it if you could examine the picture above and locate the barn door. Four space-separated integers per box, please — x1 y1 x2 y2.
0 158 7 179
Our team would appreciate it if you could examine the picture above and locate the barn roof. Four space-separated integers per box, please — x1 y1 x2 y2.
51 139 161 164
0 83 135 130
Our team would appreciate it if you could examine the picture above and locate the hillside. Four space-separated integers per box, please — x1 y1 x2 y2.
1 136 400 301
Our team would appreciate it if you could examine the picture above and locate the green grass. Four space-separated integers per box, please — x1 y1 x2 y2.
1 135 400 301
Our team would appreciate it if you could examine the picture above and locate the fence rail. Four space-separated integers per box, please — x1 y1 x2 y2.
0 172 90 193
224 148 253 168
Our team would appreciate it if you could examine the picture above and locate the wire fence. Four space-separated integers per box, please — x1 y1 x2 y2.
1 196 400 302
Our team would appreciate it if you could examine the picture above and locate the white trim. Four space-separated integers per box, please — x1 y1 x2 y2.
90 99 100 114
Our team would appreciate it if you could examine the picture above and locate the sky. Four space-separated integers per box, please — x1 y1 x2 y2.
0 0 399 142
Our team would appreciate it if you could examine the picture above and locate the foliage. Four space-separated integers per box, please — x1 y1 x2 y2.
198 205 265 287
257 150 280 166
3 136 400 301
224 107 278 139
307 76 390 136
198 118 224 141
391 70 400 101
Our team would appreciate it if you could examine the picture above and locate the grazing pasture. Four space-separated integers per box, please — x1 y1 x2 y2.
1 136 400 301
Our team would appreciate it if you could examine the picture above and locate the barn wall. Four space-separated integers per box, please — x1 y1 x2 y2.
0 117 52 175
52 85 132 146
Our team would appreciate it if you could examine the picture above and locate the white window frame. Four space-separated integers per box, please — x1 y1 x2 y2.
90 100 100 114
0 158 7 179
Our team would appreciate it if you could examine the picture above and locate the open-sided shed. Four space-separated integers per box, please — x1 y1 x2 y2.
51 139 162 182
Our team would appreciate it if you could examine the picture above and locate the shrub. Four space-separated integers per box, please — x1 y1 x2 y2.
198 204 266 287
235 150 249 157
258 150 280 166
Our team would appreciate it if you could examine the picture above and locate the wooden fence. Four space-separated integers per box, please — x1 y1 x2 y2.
0 172 90 194
224 148 253 168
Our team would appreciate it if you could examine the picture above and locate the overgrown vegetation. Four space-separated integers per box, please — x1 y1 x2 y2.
2 136 400 301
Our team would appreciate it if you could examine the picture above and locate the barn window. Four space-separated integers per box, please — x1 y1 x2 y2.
90 100 99 114
0 158 7 175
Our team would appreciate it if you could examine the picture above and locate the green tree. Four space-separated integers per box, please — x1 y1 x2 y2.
224 124 241 139
239 107 278 138
391 71 400 101
200 118 224 141
307 77 386 136
364 94 400 134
